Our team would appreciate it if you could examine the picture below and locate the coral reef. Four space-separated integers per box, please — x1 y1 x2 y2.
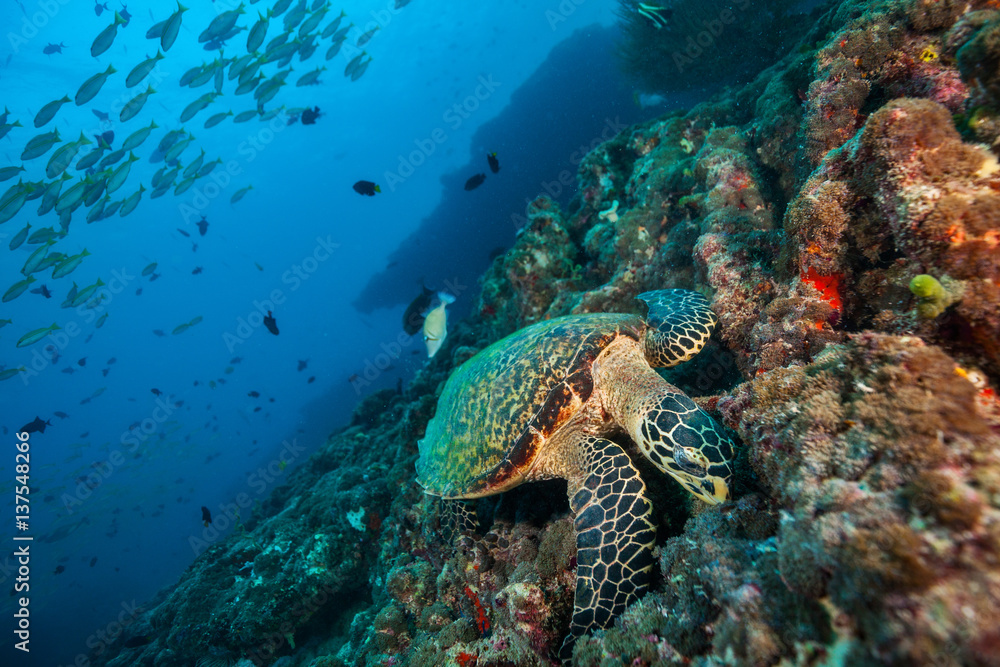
616 0 805 94
92 1 1000 666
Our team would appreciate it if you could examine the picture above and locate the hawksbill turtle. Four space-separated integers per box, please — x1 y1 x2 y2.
416 289 736 659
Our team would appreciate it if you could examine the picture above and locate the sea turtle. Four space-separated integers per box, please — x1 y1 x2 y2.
416 289 736 659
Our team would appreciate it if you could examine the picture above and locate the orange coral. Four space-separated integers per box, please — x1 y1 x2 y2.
801 266 844 311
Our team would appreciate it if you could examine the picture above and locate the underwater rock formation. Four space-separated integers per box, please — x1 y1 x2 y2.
93 1 1000 665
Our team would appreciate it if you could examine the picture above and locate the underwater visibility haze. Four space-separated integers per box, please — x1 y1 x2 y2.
2 0 1000 665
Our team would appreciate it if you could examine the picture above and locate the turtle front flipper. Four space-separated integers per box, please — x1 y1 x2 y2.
561 435 656 662
636 289 717 368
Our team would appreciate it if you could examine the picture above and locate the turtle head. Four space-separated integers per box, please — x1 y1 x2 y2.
664 440 733 504
635 396 736 505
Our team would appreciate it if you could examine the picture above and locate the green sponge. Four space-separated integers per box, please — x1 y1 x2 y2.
909 274 961 319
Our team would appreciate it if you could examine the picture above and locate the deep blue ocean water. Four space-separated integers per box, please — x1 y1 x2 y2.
0 1 697 663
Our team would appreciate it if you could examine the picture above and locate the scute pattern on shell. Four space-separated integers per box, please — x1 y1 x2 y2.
416 313 644 498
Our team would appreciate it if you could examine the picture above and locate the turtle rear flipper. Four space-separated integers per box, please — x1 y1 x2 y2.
561 436 655 662
637 289 717 368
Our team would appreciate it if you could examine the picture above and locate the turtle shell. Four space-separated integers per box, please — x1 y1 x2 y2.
416 313 644 498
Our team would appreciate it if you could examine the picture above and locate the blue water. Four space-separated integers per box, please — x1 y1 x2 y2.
0 1 683 664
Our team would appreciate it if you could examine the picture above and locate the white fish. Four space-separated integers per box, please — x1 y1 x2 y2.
298 6 328 38
164 135 195 163
423 293 456 358
121 119 159 151
46 132 92 179
183 149 206 179
52 249 91 279
4 276 36 303
230 185 253 203
91 11 126 57
20 240 56 277
296 67 326 87
37 174 70 215
0 165 25 182
9 222 30 250
126 52 165 88
320 10 347 39
33 95 71 128
119 184 145 217
272 0 293 17
16 323 60 348
121 85 157 122
161 3 189 52
344 51 367 77
179 92 220 123
350 57 372 82
203 110 233 129
75 65 116 105
55 177 91 213
21 128 62 161
199 3 246 43
0 184 28 224
247 11 271 53
106 152 138 194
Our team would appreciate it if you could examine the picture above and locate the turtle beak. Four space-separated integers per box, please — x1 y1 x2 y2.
699 476 729 504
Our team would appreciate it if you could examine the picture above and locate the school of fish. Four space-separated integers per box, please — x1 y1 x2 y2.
0 0 402 368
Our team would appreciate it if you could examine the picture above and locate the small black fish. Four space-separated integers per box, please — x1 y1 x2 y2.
263 311 279 336
94 1 109 16
253 406 261 412
151 388 162 396
196 216 209 236
102 368 109 377
78 357 86 367
152 329 164 336
61 367 75 375
21 416 51 435
136 288 143 296
307 376 315 384
92 109 110 122
464 173 486 191
487 152 500 173
30 284 52 298
107 357 117 364
54 565 65 575
192 266 203 275
90 557 97 567
297 359 308 371
201 506 212 526
119 2 131 26
230 356 242 364
42 42 66 55
302 105 324 124
352 180 380 196
248 391 260 397
53 411 69 419
123 634 152 649
176 228 190 238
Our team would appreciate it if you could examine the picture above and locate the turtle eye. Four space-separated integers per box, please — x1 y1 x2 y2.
673 446 709 476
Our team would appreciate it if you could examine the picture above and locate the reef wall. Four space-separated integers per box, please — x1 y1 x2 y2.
94 1 1000 665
